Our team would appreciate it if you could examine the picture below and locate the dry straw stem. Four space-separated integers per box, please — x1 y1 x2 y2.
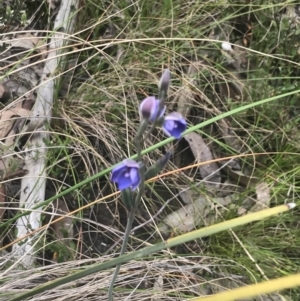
8 203 295 301
12 0 79 268
193 272 300 301
0 257 215 301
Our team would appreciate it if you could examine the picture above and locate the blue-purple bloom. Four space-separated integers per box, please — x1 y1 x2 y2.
139 96 166 122
111 159 141 191
162 112 186 139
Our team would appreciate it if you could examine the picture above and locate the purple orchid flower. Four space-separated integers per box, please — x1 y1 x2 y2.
139 96 166 122
162 112 186 139
111 159 141 191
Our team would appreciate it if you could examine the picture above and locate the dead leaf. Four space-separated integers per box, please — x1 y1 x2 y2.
174 85 194 118
0 107 31 146
184 132 221 186
250 182 271 212
236 182 270 215
179 188 198 204
175 63 199 118
159 194 233 235
0 33 47 56
21 93 35 111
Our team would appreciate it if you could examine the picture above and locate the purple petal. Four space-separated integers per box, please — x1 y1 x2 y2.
111 159 142 191
131 175 141 190
123 159 140 169
169 126 182 139
149 101 160 121
162 113 186 139
164 120 175 131
139 96 166 122
111 163 127 182
156 105 166 120
129 168 138 182
129 168 141 190
117 176 132 190
162 128 171 137
173 120 186 136
139 96 160 121
164 112 184 121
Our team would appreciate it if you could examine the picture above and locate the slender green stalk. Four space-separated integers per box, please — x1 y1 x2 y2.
135 120 148 162
107 209 136 301
133 164 146 211
107 165 146 300
108 123 147 300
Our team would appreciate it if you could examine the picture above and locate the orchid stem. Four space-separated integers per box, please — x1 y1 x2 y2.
135 120 148 162
108 131 146 301
108 208 136 301
108 69 171 300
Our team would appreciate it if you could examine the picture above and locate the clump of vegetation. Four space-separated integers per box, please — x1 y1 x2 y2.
1 1 300 300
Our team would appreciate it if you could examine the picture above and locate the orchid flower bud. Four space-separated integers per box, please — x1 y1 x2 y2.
145 152 172 181
139 96 166 122
159 69 171 93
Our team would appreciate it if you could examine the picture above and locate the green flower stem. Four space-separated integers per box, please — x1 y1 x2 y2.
107 165 146 301
158 89 166 106
135 119 148 162
108 125 147 300
134 164 145 211
107 208 136 301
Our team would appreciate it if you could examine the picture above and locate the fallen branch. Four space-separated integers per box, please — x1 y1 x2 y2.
12 0 79 268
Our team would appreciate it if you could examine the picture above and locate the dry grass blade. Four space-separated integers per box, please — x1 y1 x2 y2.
0 257 214 300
